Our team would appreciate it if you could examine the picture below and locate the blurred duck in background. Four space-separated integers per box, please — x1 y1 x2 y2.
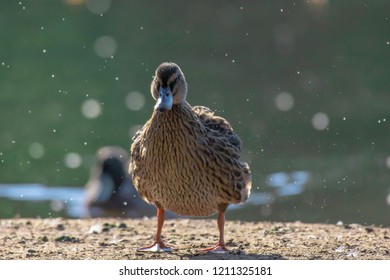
85 146 155 218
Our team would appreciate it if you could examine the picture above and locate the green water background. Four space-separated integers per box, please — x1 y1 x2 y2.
0 0 389 225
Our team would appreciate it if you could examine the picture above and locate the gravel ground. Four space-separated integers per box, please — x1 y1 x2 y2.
0 218 389 260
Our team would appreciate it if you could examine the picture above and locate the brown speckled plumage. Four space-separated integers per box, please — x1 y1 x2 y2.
129 62 252 252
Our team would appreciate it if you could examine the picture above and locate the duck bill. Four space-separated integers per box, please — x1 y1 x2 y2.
154 87 173 112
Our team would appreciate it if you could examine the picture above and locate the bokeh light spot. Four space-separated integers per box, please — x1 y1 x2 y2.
385 156 390 169
312 112 329 130
64 153 82 169
29 142 45 159
81 99 101 119
275 92 294 111
63 0 86 5
94 36 117 58
386 192 390 206
86 0 111 14
126 91 146 111
308 0 329 6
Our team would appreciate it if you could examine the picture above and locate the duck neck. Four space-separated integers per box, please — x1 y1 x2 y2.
148 101 198 135
151 101 191 119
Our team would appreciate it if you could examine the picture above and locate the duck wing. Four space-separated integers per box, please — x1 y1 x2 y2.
129 122 149 180
192 105 242 157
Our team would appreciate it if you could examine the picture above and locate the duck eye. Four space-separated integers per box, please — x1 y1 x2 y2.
169 74 181 92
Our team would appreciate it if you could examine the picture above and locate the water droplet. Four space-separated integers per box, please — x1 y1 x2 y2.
42 49 47 53
51 74 55 78
115 77 119 80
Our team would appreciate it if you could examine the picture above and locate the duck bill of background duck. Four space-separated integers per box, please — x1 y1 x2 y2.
154 87 173 112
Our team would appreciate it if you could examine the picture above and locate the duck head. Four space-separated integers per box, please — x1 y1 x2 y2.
151 62 188 112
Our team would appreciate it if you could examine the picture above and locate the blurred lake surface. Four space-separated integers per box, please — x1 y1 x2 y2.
0 1 389 225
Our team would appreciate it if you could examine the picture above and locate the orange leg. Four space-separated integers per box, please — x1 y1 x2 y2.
137 207 171 252
200 211 228 253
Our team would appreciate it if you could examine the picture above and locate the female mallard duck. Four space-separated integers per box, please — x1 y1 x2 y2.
130 62 251 253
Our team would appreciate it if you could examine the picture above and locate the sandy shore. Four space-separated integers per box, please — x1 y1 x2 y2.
0 218 389 260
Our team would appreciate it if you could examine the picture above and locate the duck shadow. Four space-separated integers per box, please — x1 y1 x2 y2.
134 246 285 260
157 247 285 260
180 251 286 260
147 239 286 260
